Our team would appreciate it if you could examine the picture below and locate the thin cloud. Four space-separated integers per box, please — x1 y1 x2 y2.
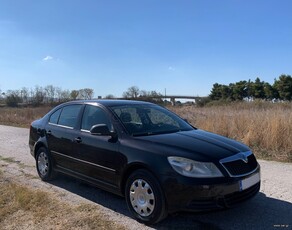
168 66 175 71
43 55 53 61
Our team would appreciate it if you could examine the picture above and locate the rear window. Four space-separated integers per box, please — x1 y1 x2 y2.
50 105 82 128
49 108 61 124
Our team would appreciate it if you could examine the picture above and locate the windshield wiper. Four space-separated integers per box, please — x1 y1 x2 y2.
132 132 154 137
132 129 181 137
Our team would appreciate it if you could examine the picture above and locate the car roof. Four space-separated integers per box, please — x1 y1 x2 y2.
63 99 153 107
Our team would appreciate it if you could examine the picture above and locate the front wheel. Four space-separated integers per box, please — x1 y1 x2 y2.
36 147 56 181
125 169 167 225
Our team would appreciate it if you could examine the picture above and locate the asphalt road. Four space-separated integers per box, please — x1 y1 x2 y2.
0 125 291 230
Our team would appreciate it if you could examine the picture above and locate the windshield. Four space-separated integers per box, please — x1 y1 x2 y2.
110 104 194 136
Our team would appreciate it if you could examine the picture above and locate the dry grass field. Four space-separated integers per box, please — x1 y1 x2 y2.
0 101 291 162
0 106 51 128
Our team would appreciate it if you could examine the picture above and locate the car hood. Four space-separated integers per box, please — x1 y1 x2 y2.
135 129 250 161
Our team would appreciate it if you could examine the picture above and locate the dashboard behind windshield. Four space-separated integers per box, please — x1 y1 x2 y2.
110 104 193 136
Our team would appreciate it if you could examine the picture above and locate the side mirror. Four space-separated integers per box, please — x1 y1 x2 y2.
90 124 116 138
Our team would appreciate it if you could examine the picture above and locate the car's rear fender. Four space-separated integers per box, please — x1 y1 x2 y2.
33 138 49 158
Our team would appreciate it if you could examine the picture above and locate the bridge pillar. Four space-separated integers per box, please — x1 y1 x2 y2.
170 97 175 106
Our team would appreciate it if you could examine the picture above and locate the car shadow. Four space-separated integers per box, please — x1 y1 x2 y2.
48 174 131 217
49 175 292 230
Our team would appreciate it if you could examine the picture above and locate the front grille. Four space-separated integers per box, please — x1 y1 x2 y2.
220 152 258 177
223 154 258 176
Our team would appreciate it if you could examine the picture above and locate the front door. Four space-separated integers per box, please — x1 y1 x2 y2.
72 105 124 188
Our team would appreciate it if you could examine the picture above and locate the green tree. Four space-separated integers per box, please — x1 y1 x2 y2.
246 79 253 99
210 83 232 100
230 81 247 100
263 82 277 100
251 77 265 99
221 85 231 100
210 83 223 100
210 83 220 100
274 75 292 101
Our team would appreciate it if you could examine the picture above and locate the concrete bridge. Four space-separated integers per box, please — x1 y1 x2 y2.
113 95 205 105
146 95 202 105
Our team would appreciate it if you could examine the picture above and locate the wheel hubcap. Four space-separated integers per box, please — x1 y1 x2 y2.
129 179 155 217
38 152 49 176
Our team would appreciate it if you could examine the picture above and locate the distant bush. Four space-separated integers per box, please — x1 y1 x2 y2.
6 94 22 107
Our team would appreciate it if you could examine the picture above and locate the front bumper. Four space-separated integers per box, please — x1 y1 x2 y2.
162 167 260 213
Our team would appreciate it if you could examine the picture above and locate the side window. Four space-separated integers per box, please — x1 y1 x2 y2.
81 105 112 131
58 105 82 128
49 108 61 124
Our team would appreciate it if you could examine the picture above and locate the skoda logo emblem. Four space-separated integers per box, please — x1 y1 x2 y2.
241 153 249 163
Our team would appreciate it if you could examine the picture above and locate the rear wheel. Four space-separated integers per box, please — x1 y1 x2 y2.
125 169 167 225
36 147 56 181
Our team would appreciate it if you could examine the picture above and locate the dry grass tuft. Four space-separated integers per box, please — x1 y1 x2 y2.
0 172 125 230
0 156 15 163
170 102 292 162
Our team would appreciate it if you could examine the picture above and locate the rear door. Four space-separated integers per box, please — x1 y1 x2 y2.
46 104 83 170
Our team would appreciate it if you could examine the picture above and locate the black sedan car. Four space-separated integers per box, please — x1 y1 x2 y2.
29 100 260 224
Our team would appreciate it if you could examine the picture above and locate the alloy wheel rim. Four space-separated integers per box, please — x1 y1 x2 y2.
38 152 49 176
129 179 155 217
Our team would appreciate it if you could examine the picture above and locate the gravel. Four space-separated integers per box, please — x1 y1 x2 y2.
0 124 291 230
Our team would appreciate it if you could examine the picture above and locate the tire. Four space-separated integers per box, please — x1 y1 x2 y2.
36 147 56 181
125 169 167 225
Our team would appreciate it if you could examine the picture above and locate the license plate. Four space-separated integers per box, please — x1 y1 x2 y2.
239 173 260 191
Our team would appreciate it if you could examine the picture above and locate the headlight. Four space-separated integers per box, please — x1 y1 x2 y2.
167 156 223 178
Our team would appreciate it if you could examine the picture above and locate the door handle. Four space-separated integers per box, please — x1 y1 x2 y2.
75 137 82 143
37 128 42 135
46 130 52 136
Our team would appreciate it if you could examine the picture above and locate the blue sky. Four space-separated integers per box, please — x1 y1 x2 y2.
0 0 291 97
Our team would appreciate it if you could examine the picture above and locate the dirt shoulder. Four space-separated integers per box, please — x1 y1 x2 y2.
0 125 291 229
0 166 125 230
